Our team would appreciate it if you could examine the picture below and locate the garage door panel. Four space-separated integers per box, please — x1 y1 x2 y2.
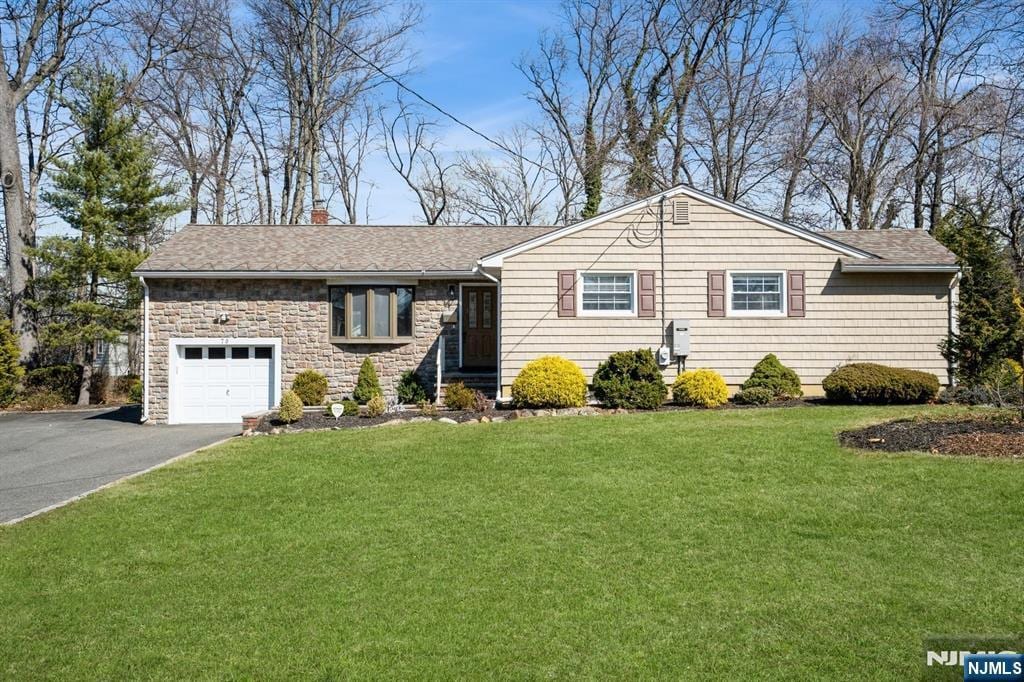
173 343 275 424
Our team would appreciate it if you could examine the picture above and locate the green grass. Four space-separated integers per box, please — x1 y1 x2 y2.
1 406 1021 680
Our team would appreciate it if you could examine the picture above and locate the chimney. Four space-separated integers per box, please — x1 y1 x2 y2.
310 199 329 225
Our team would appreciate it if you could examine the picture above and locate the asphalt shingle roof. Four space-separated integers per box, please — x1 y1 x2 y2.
813 228 957 266
136 221 957 275
136 224 558 274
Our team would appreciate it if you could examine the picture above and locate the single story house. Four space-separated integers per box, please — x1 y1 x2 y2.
134 185 960 424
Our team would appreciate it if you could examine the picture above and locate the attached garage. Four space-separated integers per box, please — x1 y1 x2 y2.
167 338 281 424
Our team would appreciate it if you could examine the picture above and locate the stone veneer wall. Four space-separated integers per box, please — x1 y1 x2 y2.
146 278 462 422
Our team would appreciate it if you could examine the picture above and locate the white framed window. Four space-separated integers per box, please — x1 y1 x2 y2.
580 272 635 315
728 271 785 316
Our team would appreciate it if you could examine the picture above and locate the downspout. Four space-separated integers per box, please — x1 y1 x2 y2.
140 276 150 423
658 195 667 349
475 265 503 401
947 268 963 386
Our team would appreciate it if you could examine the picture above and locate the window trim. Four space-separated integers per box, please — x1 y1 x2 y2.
576 270 637 317
726 270 787 317
328 284 415 343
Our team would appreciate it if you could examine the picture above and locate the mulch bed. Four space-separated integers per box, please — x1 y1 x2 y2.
839 416 1024 458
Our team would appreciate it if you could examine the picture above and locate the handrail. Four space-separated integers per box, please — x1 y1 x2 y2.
436 335 444 404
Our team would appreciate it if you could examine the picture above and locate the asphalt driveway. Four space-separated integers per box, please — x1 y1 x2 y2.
0 407 236 523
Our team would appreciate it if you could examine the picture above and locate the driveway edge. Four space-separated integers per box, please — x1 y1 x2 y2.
2 434 239 526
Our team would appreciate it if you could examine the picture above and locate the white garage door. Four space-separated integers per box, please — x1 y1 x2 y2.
174 344 275 424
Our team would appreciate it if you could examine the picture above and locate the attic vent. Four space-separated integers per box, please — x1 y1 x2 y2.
672 200 690 225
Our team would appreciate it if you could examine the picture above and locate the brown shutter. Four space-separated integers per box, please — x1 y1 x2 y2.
787 270 805 317
707 271 726 317
638 270 656 318
557 270 576 317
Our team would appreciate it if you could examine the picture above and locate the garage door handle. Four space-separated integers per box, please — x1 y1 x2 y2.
226 388 230 396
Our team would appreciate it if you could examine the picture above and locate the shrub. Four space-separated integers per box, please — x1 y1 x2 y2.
25 364 80 405
278 390 304 423
444 381 476 410
396 370 428 404
418 399 439 416
741 354 802 398
19 389 65 411
292 370 328 406
0 318 24 407
981 359 1024 407
733 386 774 405
591 349 667 410
89 368 109 404
112 374 140 400
510 356 587 408
822 363 940 404
672 369 729 408
342 399 359 416
472 389 490 412
127 379 143 404
353 357 382 404
365 394 387 417
938 384 991 405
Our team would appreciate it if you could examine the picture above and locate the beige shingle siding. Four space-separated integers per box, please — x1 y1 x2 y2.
499 197 954 389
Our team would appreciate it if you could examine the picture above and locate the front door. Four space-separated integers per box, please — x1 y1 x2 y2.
462 286 497 368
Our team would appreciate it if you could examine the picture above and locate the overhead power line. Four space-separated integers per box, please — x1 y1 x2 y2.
296 3 558 176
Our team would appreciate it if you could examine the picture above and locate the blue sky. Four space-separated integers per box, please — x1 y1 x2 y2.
362 0 562 223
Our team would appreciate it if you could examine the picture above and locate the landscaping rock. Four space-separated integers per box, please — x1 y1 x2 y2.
479 415 491 423
437 417 457 425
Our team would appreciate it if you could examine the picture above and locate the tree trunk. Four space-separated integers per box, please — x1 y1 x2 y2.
0 95 36 360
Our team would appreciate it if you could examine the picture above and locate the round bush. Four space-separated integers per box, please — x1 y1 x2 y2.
822 363 940 404
592 349 667 409
365 394 387 417
443 381 477 411
511 356 587 408
741 353 802 398
733 386 774 405
396 370 428 404
278 390 304 423
672 369 729 408
292 369 328 406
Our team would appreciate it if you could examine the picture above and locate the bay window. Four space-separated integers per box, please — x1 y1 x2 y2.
329 285 415 341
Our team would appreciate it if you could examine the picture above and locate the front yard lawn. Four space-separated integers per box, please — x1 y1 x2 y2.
1 406 1021 679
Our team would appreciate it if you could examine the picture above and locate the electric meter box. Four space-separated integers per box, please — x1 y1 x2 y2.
672 319 690 357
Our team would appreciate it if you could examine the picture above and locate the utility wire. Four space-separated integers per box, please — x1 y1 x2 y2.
296 3 560 176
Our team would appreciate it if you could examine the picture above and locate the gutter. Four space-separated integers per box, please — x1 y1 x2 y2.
840 262 961 274
131 269 485 280
140 276 150 423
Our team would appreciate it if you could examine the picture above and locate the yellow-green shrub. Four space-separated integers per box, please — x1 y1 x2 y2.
278 390 304 422
672 369 729 408
510 355 587 408
365 394 387 417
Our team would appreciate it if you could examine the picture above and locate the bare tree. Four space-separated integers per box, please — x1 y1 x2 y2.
521 0 628 218
450 128 557 225
380 100 453 225
249 0 416 224
807 27 915 229
689 0 790 203
323 101 375 224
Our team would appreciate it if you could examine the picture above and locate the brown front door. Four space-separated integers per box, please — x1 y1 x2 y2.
462 286 497 368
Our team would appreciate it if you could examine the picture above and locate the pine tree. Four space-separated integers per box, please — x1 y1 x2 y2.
0 318 24 406
30 69 180 404
935 204 1024 385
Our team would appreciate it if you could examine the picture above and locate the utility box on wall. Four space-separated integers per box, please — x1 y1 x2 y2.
672 319 690 357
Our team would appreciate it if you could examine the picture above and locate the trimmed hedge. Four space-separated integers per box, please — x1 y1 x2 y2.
510 356 587 408
741 354 802 399
292 370 328 406
672 369 729 408
592 349 667 410
822 363 940 404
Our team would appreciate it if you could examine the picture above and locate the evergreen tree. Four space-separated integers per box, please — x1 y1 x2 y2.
0 318 24 406
30 69 180 404
935 204 1024 385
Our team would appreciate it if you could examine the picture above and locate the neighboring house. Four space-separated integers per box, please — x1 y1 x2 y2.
134 186 960 424
93 335 135 377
